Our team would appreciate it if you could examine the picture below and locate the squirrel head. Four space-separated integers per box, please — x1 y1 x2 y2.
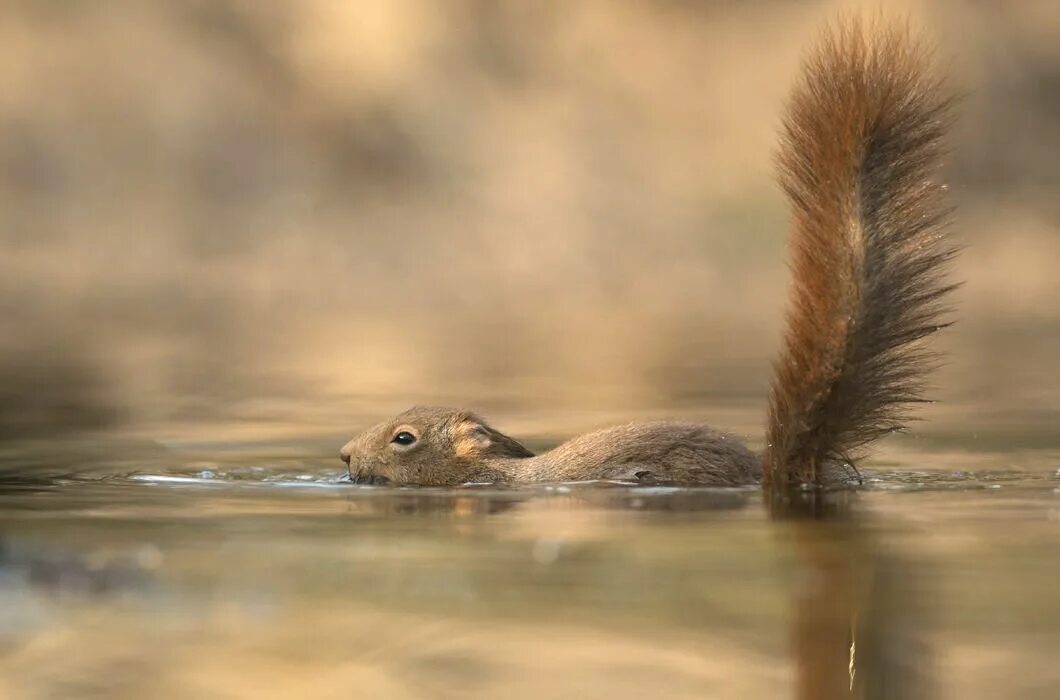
339 406 534 486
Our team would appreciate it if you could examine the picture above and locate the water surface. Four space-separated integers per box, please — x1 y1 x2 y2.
0 427 1057 699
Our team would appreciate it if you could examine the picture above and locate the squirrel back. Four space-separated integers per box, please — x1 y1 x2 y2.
763 21 956 492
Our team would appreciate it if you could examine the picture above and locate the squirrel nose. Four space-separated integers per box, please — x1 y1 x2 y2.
340 450 351 466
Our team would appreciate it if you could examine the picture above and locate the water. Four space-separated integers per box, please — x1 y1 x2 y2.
0 431 1057 699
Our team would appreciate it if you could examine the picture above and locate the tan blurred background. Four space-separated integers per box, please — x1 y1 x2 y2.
0 0 1057 445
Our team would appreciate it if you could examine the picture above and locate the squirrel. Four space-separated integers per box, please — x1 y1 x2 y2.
339 20 957 490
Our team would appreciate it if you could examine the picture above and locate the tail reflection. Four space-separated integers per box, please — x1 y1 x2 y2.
775 492 932 699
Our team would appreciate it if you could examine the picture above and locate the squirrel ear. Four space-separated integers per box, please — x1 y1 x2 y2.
453 420 491 459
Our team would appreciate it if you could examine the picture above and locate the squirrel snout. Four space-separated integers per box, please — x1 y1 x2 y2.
339 440 390 485
339 438 357 467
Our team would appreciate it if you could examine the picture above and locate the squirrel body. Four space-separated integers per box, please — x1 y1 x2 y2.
340 21 956 490
341 407 760 486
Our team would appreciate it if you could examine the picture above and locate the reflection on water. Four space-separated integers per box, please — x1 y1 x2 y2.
0 433 1057 699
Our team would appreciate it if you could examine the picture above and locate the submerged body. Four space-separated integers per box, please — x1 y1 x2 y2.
341 407 761 486
340 21 956 489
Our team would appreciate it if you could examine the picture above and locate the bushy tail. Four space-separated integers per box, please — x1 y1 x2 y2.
763 20 957 492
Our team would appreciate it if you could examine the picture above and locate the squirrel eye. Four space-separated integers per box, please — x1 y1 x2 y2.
391 431 417 446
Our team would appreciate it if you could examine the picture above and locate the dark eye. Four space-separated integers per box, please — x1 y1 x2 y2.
391 431 417 446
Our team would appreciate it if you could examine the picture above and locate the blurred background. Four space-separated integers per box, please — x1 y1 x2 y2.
1 4 1058 698
0 0 1056 447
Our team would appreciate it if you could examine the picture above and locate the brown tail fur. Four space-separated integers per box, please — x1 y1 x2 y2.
763 20 958 492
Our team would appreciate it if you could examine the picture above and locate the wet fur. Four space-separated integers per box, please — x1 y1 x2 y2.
342 406 759 487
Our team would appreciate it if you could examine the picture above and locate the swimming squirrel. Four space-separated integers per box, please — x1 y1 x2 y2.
340 20 957 490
